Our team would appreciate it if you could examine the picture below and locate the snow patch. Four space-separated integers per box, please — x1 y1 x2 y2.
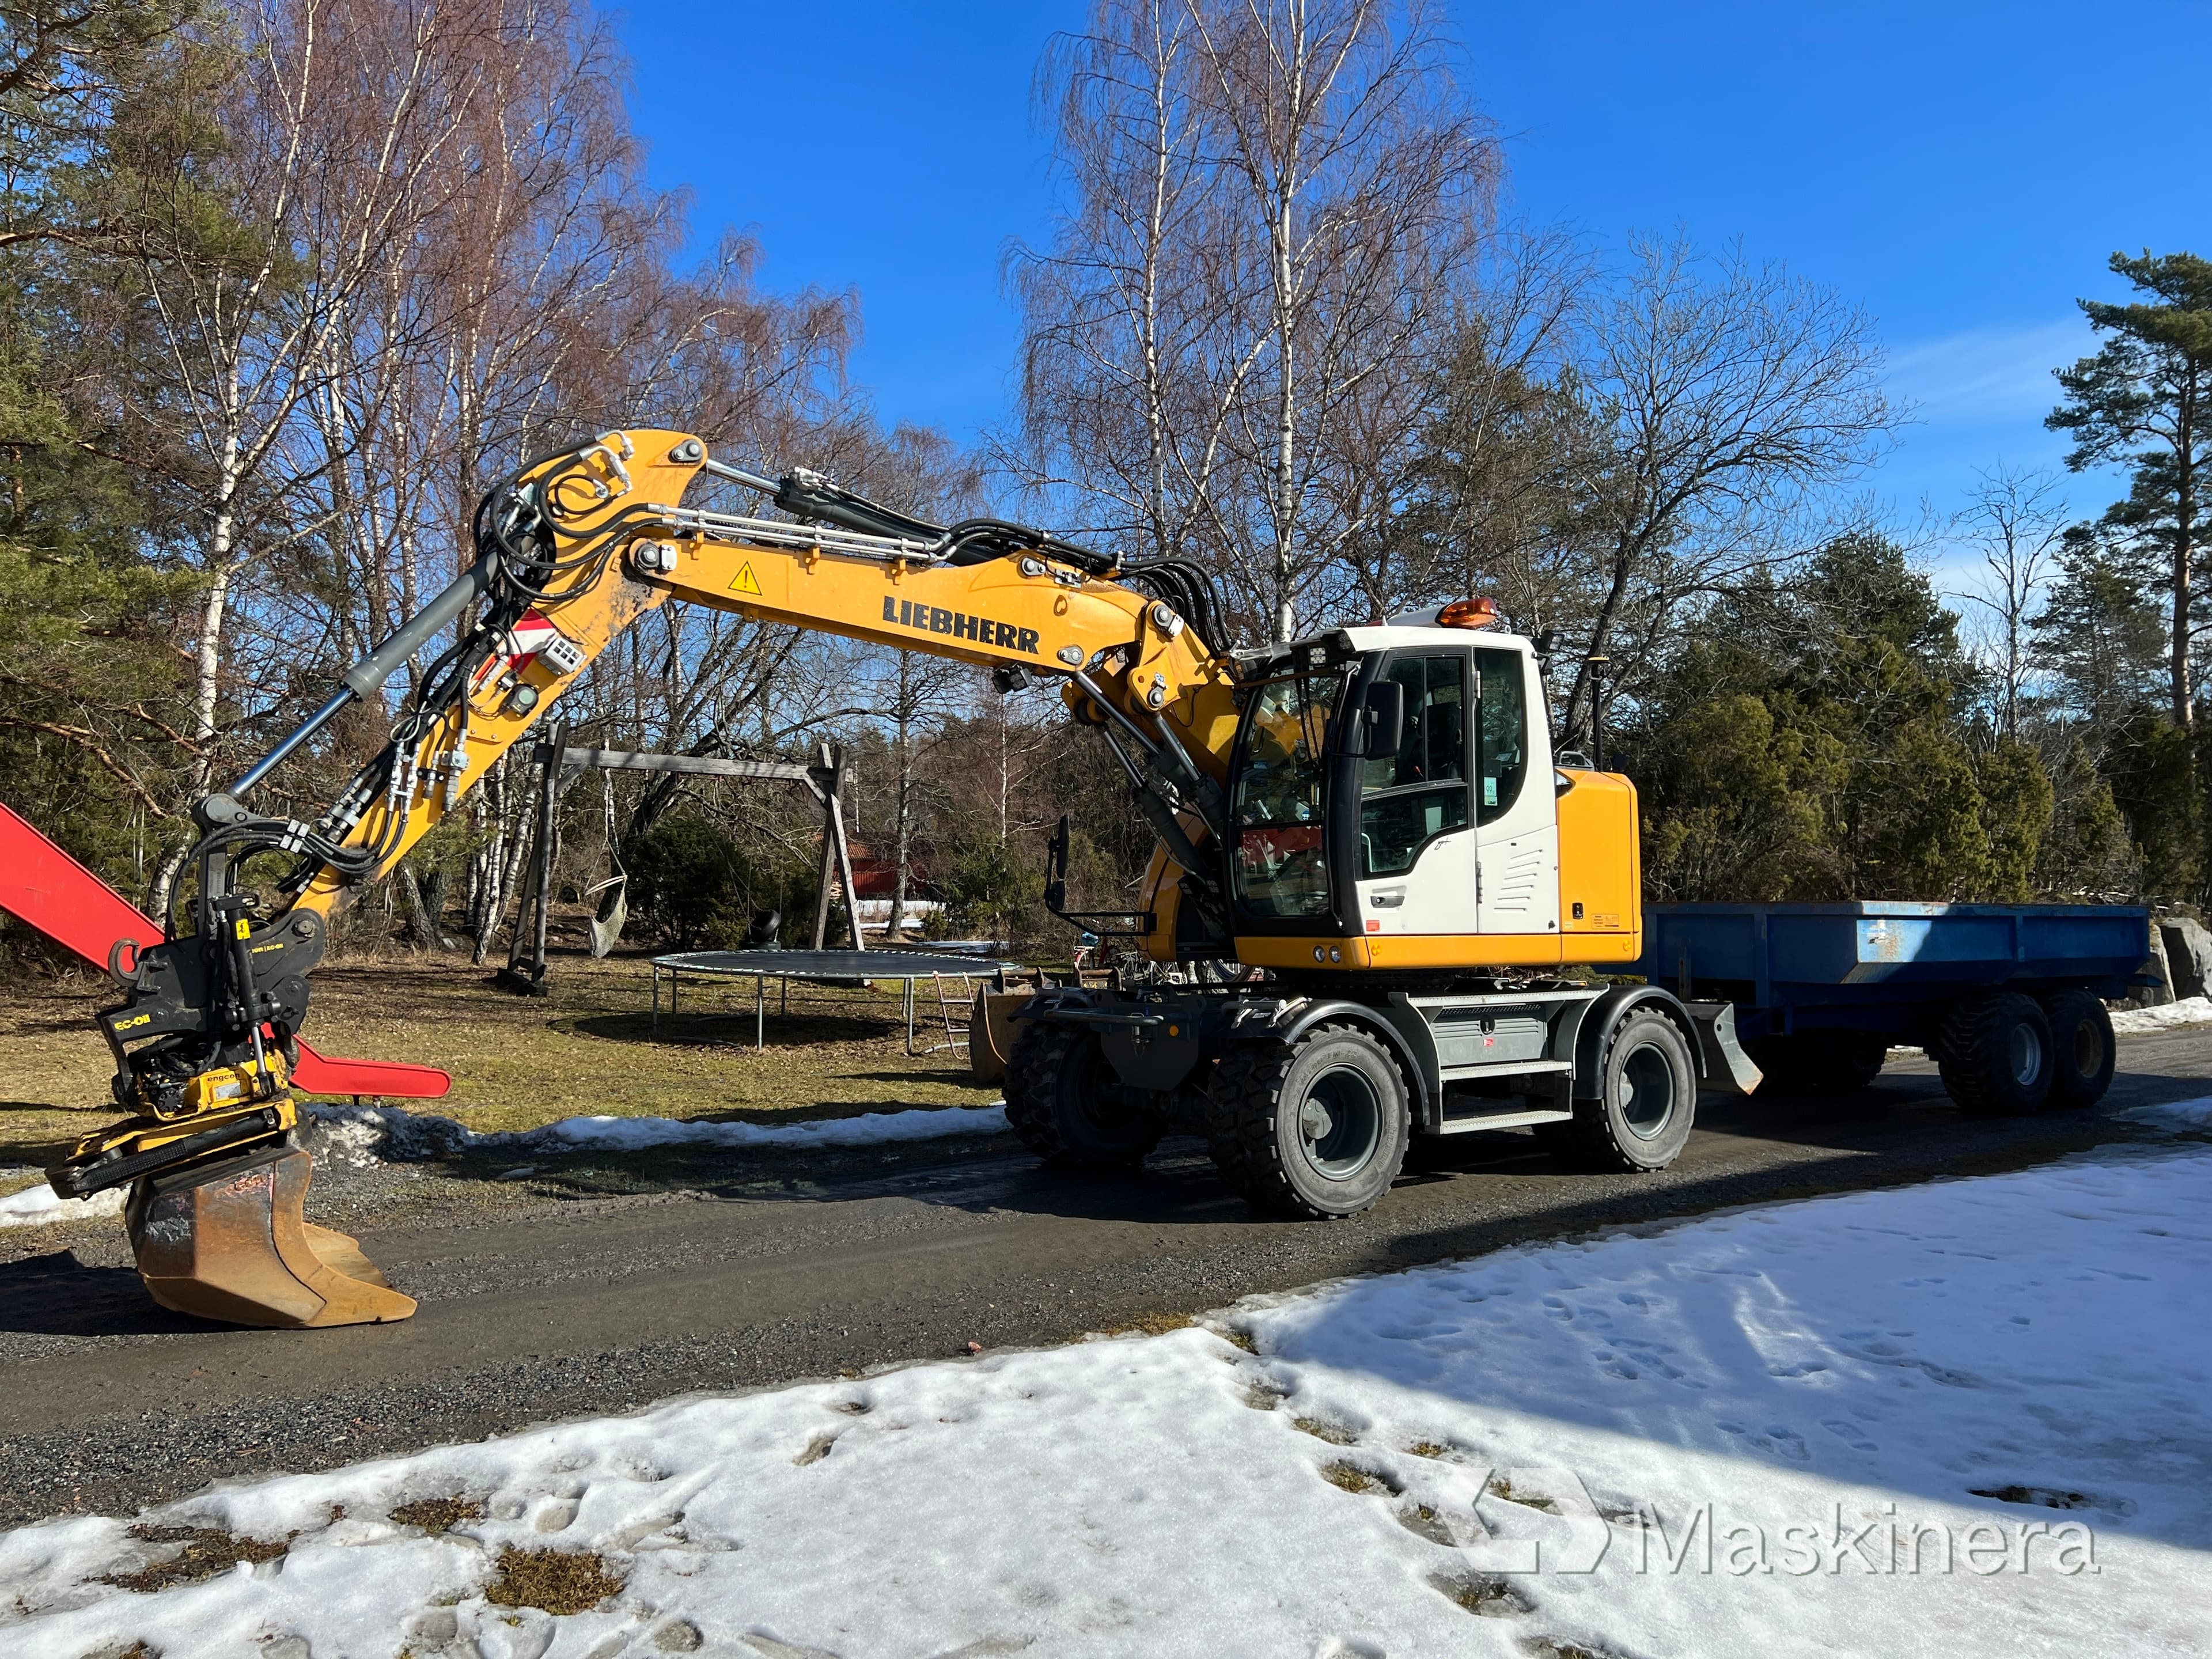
2109 995 2212 1033
0 1179 124 1230
304 1099 1009 1162
6 1143 2210 1656
2122 1093 2212 1132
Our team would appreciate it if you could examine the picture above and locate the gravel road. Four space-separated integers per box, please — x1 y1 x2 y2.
2 1030 2206 1525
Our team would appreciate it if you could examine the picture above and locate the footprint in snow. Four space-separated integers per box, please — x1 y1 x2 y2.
1822 1419 1878 1451
1753 1425 1810 1462
1609 1339 1687 1381
743 1633 847 1659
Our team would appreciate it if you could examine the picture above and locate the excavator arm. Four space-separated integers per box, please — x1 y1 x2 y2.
282 429 1241 923
53 428 1245 1328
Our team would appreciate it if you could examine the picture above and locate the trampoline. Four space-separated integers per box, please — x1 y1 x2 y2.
649 948 1018 1052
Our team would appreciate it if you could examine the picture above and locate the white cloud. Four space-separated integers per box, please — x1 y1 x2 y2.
1885 318 2096 427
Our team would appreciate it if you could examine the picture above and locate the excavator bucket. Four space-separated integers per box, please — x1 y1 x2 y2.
127 1145 417 1329
0 800 439 1327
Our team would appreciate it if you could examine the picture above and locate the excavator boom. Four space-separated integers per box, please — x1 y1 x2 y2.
56 429 1244 1328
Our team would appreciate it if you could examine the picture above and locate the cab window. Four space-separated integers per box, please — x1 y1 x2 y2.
1475 647 1528 825
1358 654 1469 877
1231 672 1340 918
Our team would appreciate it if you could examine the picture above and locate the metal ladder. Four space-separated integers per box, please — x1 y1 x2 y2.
922 971 975 1059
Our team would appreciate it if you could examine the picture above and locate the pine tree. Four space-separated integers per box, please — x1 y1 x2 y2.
2047 251 2212 731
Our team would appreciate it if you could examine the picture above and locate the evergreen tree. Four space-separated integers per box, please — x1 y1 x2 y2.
1633 536 2053 902
2047 251 2212 731
0 3 206 907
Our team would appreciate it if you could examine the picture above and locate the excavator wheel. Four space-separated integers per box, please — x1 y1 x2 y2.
125 1142 416 1328
1003 1021 1164 1169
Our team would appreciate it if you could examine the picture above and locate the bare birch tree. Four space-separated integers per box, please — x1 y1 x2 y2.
1007 0 1497 641
1953 463 2069 740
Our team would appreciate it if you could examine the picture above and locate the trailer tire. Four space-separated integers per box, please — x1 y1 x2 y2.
1936 993 2054 1116
1206 1024 1409 1219
1003 1022 1162 1168
2041 989 2115 1110
1560 1010 1698 1172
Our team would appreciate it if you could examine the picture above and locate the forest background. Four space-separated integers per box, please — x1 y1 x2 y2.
2 0 2205 961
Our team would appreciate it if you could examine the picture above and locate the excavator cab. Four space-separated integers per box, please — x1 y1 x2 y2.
1218 611 1637 976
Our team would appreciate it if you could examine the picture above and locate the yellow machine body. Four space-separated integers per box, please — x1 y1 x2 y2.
66 425 1647 1330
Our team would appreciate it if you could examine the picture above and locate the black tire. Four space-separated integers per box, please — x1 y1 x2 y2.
1935 993 2055 1116
1558 1010 1696 1172
1002 1022 1163 1168
1743 1032 1888 1096
1206 1022 1410 1219
2042 989 2116 1111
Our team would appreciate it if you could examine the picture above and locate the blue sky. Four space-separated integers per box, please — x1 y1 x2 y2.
616 2 2207 544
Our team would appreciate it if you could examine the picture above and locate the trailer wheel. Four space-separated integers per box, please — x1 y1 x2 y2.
2041 989 2115 1110
1935 993 2054 1115
1559 1010 1696 1172
1003 1022 1163 1168
1206 1024 1409 1219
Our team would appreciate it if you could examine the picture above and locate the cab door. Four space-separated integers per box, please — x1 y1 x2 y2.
1472 646 1561 937
1351 652 1478 936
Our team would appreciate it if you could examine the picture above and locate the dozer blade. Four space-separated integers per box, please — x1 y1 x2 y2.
127 1145 416 1328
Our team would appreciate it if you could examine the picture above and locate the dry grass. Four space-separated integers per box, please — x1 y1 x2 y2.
1291 1416 1357 1445
0 950 999 1165
1486 1474 1558 1513
101 1525 290 1593
1405 1439 1449 1459
483 1546 626 1615
1429 1570 1533 1618
1396 1502 1455 1546
389 1495 486 1534
1318 1460 1400 1497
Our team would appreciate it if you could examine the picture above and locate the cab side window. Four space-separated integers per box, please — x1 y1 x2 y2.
1358 654 1469 877
1475 647 1528 825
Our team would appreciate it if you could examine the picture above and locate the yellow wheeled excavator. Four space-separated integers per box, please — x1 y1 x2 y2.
49 428 1759 1330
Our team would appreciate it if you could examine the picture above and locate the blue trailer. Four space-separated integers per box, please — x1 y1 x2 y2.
1638 901 2154 1113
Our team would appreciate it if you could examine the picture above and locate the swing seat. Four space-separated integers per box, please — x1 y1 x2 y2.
586 874 628 958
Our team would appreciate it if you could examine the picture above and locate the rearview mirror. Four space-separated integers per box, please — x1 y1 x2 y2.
1346 680 1404 759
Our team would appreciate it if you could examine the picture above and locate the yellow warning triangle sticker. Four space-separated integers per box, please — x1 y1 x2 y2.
730 562 762 596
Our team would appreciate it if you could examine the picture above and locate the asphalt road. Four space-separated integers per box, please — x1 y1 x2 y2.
3 1030 2207 1525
